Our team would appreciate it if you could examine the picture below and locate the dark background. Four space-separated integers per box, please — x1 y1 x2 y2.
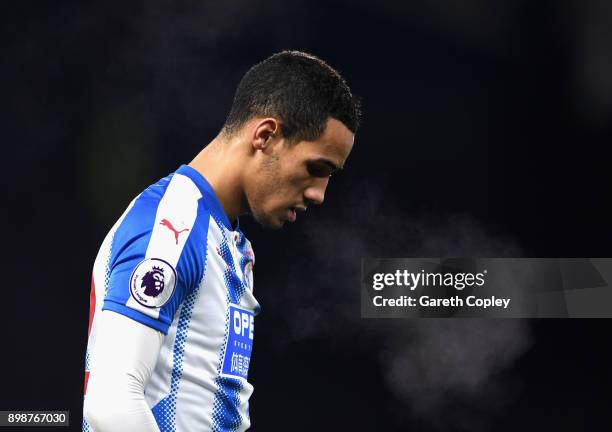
4 0 612 430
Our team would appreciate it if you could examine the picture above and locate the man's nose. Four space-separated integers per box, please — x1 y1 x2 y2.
303 177 329 205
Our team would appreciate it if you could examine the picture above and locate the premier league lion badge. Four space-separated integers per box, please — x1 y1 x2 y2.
129 258 177 308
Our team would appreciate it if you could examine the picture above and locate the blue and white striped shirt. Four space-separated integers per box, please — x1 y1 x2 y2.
84 164 259 431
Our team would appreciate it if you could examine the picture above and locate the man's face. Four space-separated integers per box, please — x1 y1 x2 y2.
244 117 355 229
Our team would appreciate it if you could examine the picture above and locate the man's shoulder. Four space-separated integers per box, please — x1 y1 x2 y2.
140 170 203 207
112 170 212 245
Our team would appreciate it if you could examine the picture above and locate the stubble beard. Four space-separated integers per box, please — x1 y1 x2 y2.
249 154 285 230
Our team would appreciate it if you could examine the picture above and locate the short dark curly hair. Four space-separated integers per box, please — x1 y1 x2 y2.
222 50 361 142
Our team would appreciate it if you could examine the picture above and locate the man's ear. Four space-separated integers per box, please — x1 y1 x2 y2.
252 118 280 150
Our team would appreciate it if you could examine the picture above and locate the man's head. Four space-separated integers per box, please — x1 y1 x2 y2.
222 51 361 229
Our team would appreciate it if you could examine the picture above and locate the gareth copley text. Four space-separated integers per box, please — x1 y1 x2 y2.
372 269 487 291
373 295 511 309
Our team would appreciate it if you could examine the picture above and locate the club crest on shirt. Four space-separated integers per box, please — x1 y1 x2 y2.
243 261 254 291
129 258 176 308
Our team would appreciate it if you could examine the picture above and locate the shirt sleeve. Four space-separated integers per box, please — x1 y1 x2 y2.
101 174 210 334
83 310 163 432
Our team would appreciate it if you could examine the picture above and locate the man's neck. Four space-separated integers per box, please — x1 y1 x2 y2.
188 136 244 223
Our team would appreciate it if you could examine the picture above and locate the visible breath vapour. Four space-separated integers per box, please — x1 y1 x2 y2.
268 179 532 431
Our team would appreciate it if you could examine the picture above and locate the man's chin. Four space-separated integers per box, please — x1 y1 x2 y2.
251 212 285 230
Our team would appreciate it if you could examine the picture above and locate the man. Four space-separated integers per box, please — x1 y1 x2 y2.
83 50 360 431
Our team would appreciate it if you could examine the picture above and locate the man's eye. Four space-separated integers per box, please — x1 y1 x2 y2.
307 164 331 178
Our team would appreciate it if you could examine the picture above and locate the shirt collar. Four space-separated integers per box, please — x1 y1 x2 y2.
176 164 233 230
